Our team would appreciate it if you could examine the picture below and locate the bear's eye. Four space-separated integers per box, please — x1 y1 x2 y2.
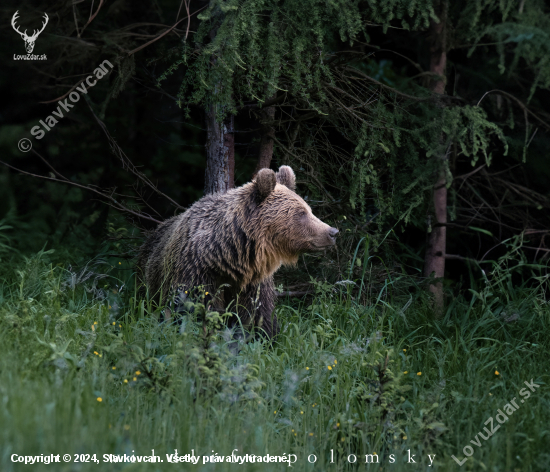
299 210 307 218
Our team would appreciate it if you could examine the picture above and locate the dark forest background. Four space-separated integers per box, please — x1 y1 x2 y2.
1 0 549 308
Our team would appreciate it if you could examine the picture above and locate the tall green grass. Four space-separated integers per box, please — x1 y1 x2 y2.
0 245 548 471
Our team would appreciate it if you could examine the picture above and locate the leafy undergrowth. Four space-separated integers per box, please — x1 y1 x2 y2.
0 248 549 471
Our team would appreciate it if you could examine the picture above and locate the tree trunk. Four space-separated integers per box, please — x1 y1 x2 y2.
253 101 276 177
423 1 448 313
204 105 234 194
204 10 235 196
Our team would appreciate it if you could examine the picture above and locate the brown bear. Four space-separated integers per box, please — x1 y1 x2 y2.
137 166 338 338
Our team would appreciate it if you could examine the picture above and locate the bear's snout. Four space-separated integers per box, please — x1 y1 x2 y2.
313 225 338 249
307 218 339 250
327 227 339 245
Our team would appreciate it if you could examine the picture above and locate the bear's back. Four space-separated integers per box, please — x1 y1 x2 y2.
139 184 255 296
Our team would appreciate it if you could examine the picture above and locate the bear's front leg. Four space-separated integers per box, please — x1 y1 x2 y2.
236 277 278 338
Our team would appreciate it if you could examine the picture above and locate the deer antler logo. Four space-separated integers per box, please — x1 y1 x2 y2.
11 11 49 54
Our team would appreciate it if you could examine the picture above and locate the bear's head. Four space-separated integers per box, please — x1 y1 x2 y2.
253 166 338 262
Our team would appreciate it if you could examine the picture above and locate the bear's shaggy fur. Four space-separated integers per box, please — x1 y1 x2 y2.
137 166 338 338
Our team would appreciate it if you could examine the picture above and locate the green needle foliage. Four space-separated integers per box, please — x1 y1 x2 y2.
455 0 550 102
156 0 550 252
158 0 437 119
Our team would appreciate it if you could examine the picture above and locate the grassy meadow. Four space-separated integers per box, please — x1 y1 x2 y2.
0 243 548 472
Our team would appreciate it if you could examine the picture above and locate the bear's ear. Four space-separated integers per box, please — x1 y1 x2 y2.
255 168 277 200
275 165 296 191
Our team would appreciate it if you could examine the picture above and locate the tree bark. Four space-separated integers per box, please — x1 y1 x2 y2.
253 101 276 177
204 105 235 194
204 10 235 196
423 1 448 313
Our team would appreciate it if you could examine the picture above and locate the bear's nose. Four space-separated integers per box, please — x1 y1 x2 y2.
329 227 339 238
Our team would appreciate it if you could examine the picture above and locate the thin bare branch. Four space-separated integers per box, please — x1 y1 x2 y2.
85 101 185 210
476 89 550 132
0 156 161 225
126 5 207 56
79 0 104 37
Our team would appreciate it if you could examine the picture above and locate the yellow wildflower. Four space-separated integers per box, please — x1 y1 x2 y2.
417 372 422 376
495 371 500 375
97 397 102 402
